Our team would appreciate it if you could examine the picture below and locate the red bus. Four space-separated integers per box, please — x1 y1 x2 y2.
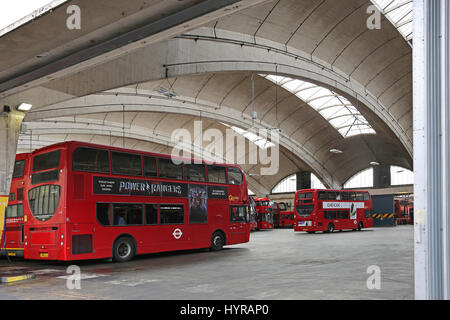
294 189 373 233
395 198 414 225
272 202 293 228
0 153 30 258
254 197 274 230
23 141 250 262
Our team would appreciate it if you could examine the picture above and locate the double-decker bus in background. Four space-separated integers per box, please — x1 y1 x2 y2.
294 189 373 233
23 141 250 262
272 202 294 228
395 198 414 225
0 153 30 257
249 196 257 231
254 197 274 230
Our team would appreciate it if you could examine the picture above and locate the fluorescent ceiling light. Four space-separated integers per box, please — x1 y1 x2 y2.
17 103 32 111
370 161 380 166
330 149 343 154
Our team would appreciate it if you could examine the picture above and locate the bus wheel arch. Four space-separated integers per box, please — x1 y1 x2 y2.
112 234 137 262
210 229 226 251
327 223 335 233
358 221 364 231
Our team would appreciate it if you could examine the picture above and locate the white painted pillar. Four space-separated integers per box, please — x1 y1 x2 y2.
0 107 23 241
413 0 450 300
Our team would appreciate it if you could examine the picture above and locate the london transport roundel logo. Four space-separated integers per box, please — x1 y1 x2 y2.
354 220 357 224
173 228 183 240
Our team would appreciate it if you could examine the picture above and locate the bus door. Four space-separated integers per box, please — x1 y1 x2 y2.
229 205 248 242
272 205 280 227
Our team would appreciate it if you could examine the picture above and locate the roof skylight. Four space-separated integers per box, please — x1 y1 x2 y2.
370 0 413 43
261 74 376 138
222 123 275 150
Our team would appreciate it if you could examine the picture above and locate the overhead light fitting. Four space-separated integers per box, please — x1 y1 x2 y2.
370 161 380 166
156 87 178 98
17 103 33 112
330 149 343 154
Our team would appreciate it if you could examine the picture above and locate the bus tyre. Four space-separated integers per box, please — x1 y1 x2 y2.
210 231 225 251
358 222 364 231
327 223 335 233
113 237 135 262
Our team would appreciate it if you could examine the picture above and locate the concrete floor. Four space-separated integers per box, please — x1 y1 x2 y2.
0 226 414 300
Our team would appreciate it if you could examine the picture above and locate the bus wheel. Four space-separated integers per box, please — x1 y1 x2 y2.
113 237 135 262
357 222 364 231
327 223 335 233
210 231 225 251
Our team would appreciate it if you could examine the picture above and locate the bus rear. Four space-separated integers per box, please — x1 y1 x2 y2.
0 153 29 257
24 144 68 260
294 189 373 233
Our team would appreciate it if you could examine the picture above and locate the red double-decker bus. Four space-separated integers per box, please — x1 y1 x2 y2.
254 197 274 230
0 153 30 258
272 202 293 228
23 141 250 262
294 189 373 233
395 198 414 225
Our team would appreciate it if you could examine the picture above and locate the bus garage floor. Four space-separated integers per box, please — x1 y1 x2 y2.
0 226 413 300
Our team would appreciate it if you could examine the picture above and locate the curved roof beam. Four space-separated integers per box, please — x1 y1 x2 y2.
25 88 342 189
29 35 412 157
19 119 272 196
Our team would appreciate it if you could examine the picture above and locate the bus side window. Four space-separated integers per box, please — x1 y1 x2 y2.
341 192 350 200
73 148 110 173
113 204 143 226
318 192 327 200
207 165 227 184
185 164 206 182
159 204 184 224
143 156 158 177
230 206 247 222
96 203 111 226
327 192 336 200
227 167 243 185
111 152 142 176
145 204 158 225
158 158 183 180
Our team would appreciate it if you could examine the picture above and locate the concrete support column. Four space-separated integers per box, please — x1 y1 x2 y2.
296 171 311 190
373 164 391 189
413 0 450 300
0 108 23 240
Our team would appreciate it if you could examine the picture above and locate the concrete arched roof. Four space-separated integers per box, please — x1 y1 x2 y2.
3 0 412 194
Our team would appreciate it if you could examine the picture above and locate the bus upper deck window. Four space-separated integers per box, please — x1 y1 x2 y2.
12 160 25 178
33 150 60 172
73 148 109 173
227 167 243 185
158 158 183 180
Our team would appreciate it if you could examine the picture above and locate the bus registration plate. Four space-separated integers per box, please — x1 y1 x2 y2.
40 253 49 258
